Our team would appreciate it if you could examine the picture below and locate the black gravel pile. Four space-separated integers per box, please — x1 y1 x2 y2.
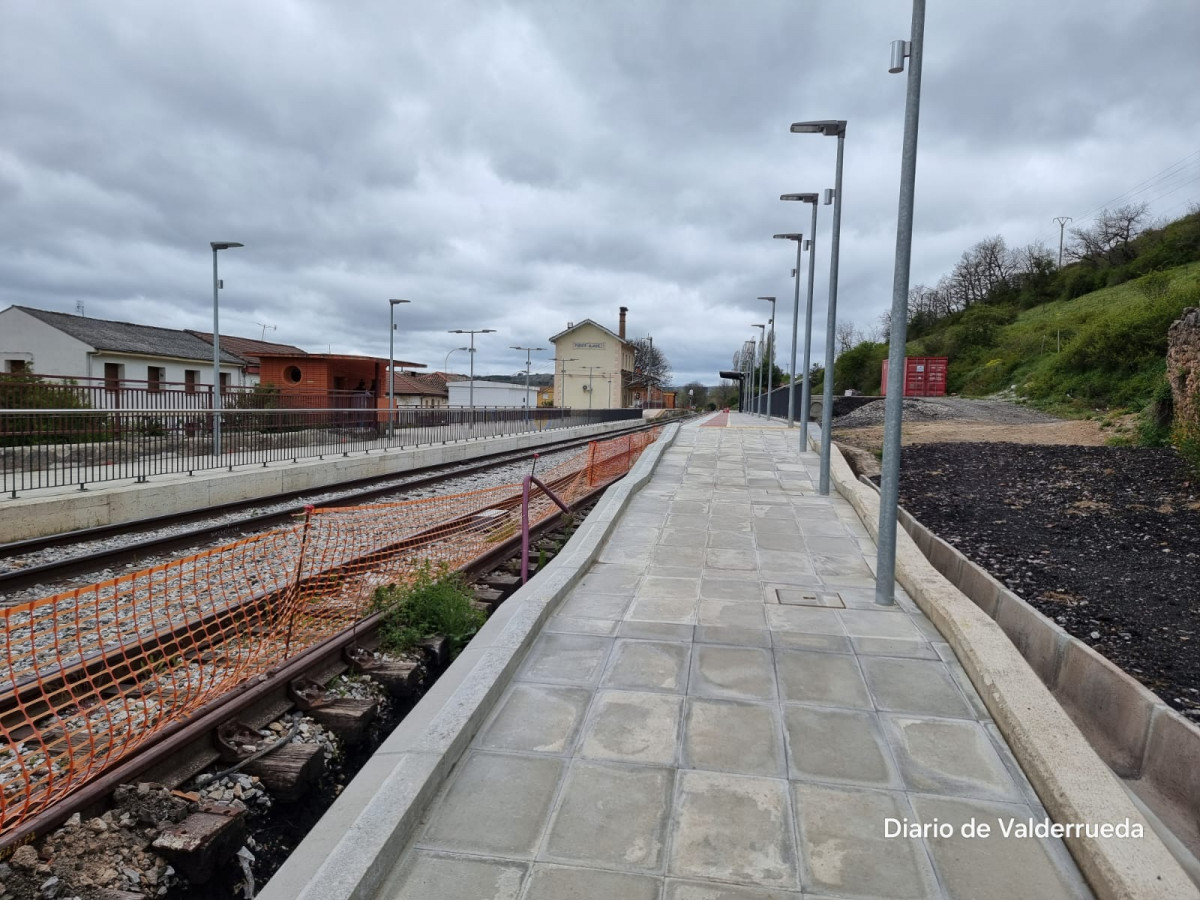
896 442 1200 719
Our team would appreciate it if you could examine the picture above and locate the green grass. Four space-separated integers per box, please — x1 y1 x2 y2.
372 560 485 658
907 261 1200 415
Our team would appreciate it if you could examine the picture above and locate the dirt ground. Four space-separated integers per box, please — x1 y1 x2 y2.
834 398 1199 721
834 418 1112 451
831 396 1126 451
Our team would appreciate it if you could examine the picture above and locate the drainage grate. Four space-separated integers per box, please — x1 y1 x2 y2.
775 588 845 608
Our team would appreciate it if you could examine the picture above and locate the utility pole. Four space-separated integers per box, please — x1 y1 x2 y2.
1053 216 1072 268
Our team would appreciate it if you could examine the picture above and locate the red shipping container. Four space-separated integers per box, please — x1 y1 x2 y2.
881 356 948 397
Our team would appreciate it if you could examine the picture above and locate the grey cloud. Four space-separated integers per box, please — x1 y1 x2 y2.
1 0 1196 384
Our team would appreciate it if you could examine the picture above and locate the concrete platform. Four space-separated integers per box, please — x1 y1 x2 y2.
264 411 1188 899
374 413 1091 899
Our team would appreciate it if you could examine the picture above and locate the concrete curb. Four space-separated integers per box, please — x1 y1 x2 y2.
258 422 682 900
860 475 1200 884
2 420 638 543
821 438 1199 899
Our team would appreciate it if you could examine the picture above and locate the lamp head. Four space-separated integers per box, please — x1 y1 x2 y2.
773 233 803 241
790 119 846 137
389 298 410 306
210 241 244 251
780 192 820 204
757 296 775 303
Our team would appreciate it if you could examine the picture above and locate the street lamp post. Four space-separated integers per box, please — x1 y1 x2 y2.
510 345 546 426
773 234 803 426
791 119 847 495
876 0 926 606
444 346 469 375
387 299 410 438
581 366 604 411
448 328 496 423
547 357 578 408
751 324 766 416
781 191 820 447
210 241 243 459
758 296 776 418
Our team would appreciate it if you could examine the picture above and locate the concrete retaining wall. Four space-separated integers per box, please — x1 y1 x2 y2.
885 491 1200 865
1 420 638 544
824 450 1197 897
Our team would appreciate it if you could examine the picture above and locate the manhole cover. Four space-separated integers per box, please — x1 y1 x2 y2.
775 588 844 608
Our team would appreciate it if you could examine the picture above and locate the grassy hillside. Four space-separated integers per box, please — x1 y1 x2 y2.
907 261 1200 413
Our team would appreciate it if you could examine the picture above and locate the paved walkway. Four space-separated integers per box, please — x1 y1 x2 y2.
377 413 1092 899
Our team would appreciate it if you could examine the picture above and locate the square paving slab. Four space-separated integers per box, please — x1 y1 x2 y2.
376 417 1092 900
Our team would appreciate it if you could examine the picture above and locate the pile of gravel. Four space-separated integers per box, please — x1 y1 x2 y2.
834 397 1063 428
833 398 959 427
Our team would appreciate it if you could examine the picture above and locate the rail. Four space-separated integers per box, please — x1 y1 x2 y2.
0 428 660 844
1 400 643 496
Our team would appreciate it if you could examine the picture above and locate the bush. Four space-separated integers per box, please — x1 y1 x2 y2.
372 560 485 658
1174 414 1200 475
0 371 98 446
1137 362 1174 447
1056 285 1196 378
1135 270 1172 301
834 341 888 394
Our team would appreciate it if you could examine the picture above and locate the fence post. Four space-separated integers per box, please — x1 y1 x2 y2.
520 476 532 584
283 505 316 657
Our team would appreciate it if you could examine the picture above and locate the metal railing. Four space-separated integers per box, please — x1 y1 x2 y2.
1 394 642 496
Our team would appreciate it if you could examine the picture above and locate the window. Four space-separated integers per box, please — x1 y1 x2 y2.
184 370 199 393
104 362 124 392
284 365 302 384
147 366 166 392
219 372 230 391
5 359 28 374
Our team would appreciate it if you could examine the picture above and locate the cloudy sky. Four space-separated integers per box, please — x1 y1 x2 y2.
2 1 1197 387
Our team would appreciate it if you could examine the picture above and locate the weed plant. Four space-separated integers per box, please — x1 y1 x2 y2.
372 560 485 658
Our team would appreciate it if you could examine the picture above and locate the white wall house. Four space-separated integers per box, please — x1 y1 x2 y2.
549 310 635 409
446 380 538 408
0 306 247 388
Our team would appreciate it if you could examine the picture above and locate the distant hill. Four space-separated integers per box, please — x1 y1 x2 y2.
831 210 1200 427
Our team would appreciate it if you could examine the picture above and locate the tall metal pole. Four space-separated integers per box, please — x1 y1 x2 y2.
387 299 410 439
209 241 243 459
551 356 576 408
761 297 776 418
1053 216 1072 268
448 328 495 425
818 130 846 495
752 325 766 416
468 333 475 412
876 0 926 606
212 248 221 459
786 242 803 426
511 345 545 426
389 302 395 437
801 202 818 451
758 333 766 416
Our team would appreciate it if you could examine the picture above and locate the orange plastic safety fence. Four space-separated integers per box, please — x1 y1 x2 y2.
0 428 659 839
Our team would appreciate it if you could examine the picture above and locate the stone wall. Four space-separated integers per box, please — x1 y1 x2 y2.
1167 307 1200 467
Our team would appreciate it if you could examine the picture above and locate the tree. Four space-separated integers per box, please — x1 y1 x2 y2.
1068 203 1150 267
630 337 672 395
680 381 708 409
835 321 861 356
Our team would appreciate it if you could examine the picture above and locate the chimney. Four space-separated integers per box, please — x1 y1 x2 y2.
619 306 628 340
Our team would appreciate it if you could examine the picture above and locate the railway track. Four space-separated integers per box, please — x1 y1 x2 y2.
0 426 662 870
0 419 667 600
